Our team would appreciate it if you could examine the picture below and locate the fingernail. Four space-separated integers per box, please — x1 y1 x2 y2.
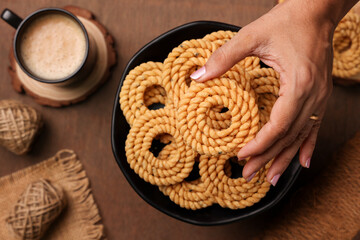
305 158 311 168
246 172 256 182
238 156 246 161
270 174 280 186
190 66 206 80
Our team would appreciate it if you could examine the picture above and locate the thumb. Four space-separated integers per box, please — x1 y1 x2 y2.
191 29 257 82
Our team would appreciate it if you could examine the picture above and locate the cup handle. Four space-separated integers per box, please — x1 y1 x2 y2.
1 9 23 29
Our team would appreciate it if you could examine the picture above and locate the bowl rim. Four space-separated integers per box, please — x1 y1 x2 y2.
111 20 302 226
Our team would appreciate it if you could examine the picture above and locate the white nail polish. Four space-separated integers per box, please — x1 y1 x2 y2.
270 174 280 186
246 172 256 182
190 66 206 80
305 158 311 168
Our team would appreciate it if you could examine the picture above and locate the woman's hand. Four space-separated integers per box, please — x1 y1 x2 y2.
190 0 346 186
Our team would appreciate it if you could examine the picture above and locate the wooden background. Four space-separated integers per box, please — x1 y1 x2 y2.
0 0 359 239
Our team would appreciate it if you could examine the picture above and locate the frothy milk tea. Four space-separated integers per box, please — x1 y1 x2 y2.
20 13 86 80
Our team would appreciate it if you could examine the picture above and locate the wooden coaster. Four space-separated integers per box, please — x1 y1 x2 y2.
8 6 117 107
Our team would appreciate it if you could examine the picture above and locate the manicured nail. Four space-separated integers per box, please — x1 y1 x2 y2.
246 172 256 182
305 158 311 168
270 174 280 186
190 66 206 80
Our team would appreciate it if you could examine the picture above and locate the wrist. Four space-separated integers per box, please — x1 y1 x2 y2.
283 0 354 41
289 0 358 25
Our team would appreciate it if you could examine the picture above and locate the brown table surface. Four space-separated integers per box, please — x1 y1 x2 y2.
0 0 359 239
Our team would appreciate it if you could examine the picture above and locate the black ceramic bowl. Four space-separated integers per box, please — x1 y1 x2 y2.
111 21 301 226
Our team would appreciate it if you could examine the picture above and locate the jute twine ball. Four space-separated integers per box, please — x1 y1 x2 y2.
6 179 66 240
0 100 43 155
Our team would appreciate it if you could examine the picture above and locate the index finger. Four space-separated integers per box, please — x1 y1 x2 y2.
191 27 260 82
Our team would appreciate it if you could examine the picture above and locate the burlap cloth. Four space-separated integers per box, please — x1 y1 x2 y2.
0 150 105 240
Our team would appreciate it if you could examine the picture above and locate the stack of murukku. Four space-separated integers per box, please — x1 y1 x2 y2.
120 30 279 210
332 12 360 79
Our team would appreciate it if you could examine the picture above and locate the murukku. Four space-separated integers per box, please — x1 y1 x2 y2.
158 154 234 210
257 93 277 128
200 154 272 209
143 85 167 107
125 108 196 186
203 30 261 71
205 107 232 130
122 30 282 211
248 68 280 97
158 160 215 211
201 68 257 131
223 67 256 97
332 12 360 78
246 68 279 128
120 61 172 126
177 77 259 156
202 30 235 43
163 39 216 108
157 141 177 160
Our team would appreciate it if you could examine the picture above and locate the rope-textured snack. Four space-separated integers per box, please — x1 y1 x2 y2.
177 77 259 156
121 30 281 210
257 93 277 128
204 69 256 131
143 85 167 107
6 179 66 240
125 108 196 186
248 68 280 97
120 61 172 126
200 154 271 209
158 155 234 210
158 154 215 210
158 174 215 210
332 12 360 78
247 68 280 128
203 30 261 72
163 39 216 108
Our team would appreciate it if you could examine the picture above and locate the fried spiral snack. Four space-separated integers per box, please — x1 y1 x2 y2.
120 62 171 126
163 39 216 108
125 109 196 186
158 176 215 210
203 30 261 72
200 154 272 209
248 68 280 96
159 155 234 210
121 30 281 210
257 93 277 128
143 85 167 107
332 12 360 78
177 77 259 156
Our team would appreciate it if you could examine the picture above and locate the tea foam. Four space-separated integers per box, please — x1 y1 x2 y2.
20 13 86 80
